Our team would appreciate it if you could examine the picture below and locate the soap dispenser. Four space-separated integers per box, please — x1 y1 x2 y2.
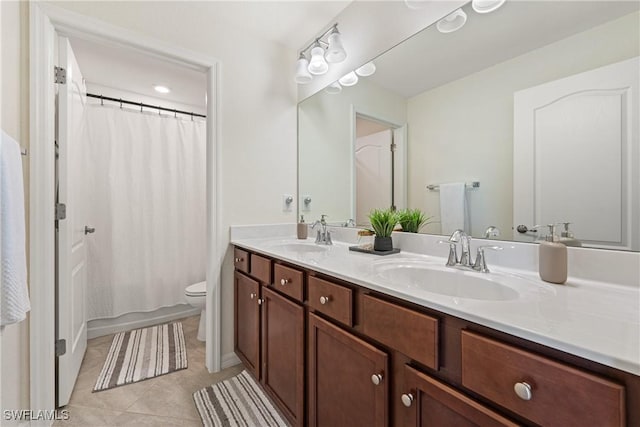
558 222 582 247
539 224 567 284
297 215 308 240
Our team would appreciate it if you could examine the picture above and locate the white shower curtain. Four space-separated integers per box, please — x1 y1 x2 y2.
83 105 206 320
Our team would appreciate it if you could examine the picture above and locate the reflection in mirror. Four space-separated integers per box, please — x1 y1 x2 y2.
298 1 639 251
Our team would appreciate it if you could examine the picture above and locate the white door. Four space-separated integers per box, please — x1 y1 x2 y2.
355 129 392 225
57 36 88 407
513 57 639 250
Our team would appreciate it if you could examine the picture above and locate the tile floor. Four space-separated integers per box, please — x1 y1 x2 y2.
54 315 243 426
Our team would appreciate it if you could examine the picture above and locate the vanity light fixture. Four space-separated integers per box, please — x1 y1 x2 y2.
437 8 468 33
153 85 171 94
355 62 376 77
325 81 342 94
294 23 347 84
472 0 506 14
338 71 359 87
295 53 313 84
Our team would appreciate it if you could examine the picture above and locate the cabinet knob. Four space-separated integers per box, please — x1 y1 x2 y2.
280 278 290 286
319 296 330 305
234 257 243 263
371 373 384 386
514 381 532 401
250 293 256 299
401 393 414 407
257 298 263 305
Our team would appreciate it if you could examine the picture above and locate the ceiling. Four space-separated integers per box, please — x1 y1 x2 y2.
369 1 640 98
67 1 352 107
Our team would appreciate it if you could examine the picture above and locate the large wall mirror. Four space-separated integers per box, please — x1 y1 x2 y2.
298 0 639 251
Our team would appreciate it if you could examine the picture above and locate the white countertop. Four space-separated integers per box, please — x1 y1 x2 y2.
231 235 640 376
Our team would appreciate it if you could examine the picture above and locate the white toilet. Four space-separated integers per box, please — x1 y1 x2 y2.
185 281 206 341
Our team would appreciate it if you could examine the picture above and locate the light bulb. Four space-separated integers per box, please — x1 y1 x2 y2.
308 43 329 75
325 28 347 63
355 62 376 77
338 71 358 87
295 54 312 84
436 9 467 33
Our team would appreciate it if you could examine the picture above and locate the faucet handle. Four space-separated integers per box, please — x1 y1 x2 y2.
325 230 332 245
473 245 503 273
438 240 458 266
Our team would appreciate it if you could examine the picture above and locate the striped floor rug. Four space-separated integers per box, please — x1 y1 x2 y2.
93 322 187 392
193 370 289 427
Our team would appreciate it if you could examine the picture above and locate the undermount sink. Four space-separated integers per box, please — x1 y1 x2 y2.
270 242 329 254
374 260 525 301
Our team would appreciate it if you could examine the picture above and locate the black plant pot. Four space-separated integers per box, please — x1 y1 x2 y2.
374 236 393 252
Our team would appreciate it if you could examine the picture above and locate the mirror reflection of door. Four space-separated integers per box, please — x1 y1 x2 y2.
355 116 394 225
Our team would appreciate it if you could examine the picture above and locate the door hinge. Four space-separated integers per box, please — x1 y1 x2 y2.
54 66 66 84
55 339 67 357
56 203 67 220
390 143 397 152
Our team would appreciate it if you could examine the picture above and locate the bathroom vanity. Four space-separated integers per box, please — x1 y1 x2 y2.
231 236 639 427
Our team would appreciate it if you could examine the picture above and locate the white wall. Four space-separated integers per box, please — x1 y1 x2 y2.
298 78 406 222
407 11 640 238
0 0 31 421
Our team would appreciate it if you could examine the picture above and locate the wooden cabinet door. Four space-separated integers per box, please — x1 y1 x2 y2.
234 271 260 379
261 287 304 426
402 365 519 427
308 313 388 427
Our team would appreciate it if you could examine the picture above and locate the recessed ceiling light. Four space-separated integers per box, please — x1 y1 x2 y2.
472 0 506 14
153 85 171 94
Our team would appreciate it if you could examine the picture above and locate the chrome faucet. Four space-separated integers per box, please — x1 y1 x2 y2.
442 229 502 273
312 214 332 245
343 218 356 227
484 226 500 239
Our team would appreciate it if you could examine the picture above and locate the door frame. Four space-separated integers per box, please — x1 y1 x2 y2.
29 2 222 416
350 106 407 220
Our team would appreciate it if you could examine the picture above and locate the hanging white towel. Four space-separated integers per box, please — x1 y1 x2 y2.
1 130 30 326
439 182 469 235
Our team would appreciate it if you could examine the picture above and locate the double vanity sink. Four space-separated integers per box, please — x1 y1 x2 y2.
232 233 639 426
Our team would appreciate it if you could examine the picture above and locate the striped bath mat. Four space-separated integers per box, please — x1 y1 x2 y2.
93 322 187 392
193 370 289 427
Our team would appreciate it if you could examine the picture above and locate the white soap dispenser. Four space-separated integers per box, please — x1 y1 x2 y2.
538 224 567 284
297 215 308 240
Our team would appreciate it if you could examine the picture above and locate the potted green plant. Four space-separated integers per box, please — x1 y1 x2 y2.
368 208 399 251
398 208 432 233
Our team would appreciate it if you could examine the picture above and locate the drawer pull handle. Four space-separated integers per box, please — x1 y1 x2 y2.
514 382 532 401
319 296 330 305
401 393 414 407
280 278 290 286
371 373 384 385
234 257 244 263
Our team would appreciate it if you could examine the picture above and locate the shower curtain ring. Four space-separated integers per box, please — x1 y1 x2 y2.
158 106 161 116
119 98 123 109
191 113 194 121
174 109 177 118
140 102 143 113
100 95 104 106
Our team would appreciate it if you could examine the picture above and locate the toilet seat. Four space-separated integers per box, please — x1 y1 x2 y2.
185 281 206 296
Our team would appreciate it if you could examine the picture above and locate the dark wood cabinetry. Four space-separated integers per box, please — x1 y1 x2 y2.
308 313 388 427
233 245 636 427
234 271 260 379
261 287 304 426
402 364 519 427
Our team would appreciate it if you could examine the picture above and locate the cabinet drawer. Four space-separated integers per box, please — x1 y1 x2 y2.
250 254 271 284
308 276 353 326
273 263 304 302
403 364 519 427
362 295 438 370
461 331 625 427
233 248 249 273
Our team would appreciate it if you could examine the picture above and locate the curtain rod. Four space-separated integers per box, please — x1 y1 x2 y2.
86 93 206 119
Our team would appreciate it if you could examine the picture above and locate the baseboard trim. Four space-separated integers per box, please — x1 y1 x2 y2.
87 305 200 339
221 352 241 370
